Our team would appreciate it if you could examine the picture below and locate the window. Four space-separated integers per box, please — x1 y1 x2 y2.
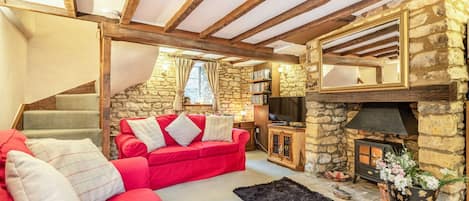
184 62 214 105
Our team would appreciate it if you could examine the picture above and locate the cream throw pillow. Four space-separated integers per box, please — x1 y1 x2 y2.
26 139 125 201
6 150 80 201
202 116 234 142
127 117 166 152
165 113 201 146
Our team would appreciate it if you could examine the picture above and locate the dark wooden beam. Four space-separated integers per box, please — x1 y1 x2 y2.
103 23 299 64
340 36 399 55
324 24 399 53
2 0 69 17
255 0 382 46
63 0 77 17
376 51 399 58
200 0 264 39
231 0 329 42
120 0 140 24
164 0 203 32
231 58 250 64
307 83 458 102
359 45 399 57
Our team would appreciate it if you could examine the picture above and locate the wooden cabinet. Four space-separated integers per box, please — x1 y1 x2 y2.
233 121 256 151
267 125 305 171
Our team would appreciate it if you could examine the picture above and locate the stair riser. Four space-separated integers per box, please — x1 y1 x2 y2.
23 112 99 129
24 132 102 146
56 95 99 110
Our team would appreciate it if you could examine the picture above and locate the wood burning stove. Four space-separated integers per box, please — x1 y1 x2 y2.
353 139 403 183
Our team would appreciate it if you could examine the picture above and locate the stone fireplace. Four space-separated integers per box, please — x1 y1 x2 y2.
302 0 468 200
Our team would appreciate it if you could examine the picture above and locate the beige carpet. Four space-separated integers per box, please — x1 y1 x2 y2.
155 151 380 201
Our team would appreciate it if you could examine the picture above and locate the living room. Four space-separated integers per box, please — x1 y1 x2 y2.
1 0 469 201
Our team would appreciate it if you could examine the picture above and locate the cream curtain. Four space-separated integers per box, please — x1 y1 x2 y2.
173 57 194 111
204 62 220 111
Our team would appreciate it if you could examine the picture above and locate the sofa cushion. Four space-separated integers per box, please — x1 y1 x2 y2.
27 139 125 201
202 115 233 142
148 145 200 166
190 141 239 157
127 117 166 152
165 113 202 147
108 189 162 201
0 129 32 200
6 151 80 201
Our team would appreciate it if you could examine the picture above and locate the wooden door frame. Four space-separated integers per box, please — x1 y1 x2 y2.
100 25 112 159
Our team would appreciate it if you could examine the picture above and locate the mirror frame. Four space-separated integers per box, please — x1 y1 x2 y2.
318 10 409 93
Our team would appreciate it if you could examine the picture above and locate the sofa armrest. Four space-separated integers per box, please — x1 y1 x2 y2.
232 128 250 147
115 134 148 159
111 157 150 191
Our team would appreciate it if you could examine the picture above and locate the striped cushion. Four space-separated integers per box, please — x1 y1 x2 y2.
127 117 166 152
202 116 234 142
26 139 125 201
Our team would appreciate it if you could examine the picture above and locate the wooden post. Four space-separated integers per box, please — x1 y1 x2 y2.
100 27 112 159
466 101 469 201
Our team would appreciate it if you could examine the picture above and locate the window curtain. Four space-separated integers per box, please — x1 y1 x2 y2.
204 62 220 111
173 57 194 111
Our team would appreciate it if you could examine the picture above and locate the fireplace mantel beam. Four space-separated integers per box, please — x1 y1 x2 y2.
307 83 458 103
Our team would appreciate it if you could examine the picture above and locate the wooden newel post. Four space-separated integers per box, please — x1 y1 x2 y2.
100 24 112 159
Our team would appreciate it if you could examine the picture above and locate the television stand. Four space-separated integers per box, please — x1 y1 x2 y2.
267 125 305 171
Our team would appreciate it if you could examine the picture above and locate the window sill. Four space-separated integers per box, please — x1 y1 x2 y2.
184 104 213 107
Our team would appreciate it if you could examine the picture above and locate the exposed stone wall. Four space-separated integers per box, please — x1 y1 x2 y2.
109 53 253 158
280 64 307 97
304 101 347 173
303 0 468 200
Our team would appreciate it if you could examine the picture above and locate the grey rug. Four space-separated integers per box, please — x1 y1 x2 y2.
234 177 333 201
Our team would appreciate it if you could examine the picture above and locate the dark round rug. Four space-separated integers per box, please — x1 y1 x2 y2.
233 177 334 201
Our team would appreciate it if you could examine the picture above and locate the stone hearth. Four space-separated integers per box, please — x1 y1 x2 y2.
302 0 468 200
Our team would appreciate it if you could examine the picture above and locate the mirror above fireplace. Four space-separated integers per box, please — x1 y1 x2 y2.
318 10 409 93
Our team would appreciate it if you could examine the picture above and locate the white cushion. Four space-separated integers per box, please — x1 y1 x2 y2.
127 117 166 152
6 150 80 201
202 116 234 142
165 113 201 146
26 139 125 201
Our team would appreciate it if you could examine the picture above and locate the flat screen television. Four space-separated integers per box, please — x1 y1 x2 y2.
268 96 306 123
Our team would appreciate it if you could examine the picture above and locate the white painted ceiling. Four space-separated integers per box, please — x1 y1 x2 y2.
212 0 305 39
132 0 185 26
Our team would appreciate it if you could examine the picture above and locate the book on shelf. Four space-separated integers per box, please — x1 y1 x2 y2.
250 69 271 81
250 82 271 93
251 94 268 105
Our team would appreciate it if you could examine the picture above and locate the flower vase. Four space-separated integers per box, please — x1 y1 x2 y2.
387 183 439 201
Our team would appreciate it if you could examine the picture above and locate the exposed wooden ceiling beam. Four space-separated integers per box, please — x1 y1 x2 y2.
1 0 69 17
323 54 382 68
164 0 203 32
200 0 264 39
0 7 32 39
63 0 77 17
376 51 399 58
231 0 329 43
255 0 383 46
359 45 399 57
231 58 250 64
324 24 398 53
103 23 299 64
120 0 140 24
339 36 399 55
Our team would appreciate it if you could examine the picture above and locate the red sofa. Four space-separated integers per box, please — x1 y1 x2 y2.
0 129 162 201
116 114 250 190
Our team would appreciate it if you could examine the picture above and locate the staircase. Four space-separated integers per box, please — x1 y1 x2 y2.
21 83 102 148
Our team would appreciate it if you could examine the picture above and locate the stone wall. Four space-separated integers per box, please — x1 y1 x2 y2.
303 0 468 200
109 53 253 158
279 64 307 97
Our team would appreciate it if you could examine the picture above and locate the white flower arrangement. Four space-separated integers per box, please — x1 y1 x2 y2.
376 148 466 195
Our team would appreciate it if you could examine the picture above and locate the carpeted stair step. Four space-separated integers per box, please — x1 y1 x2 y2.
56 93 99 111
23 110 99 129
22 128 102 146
